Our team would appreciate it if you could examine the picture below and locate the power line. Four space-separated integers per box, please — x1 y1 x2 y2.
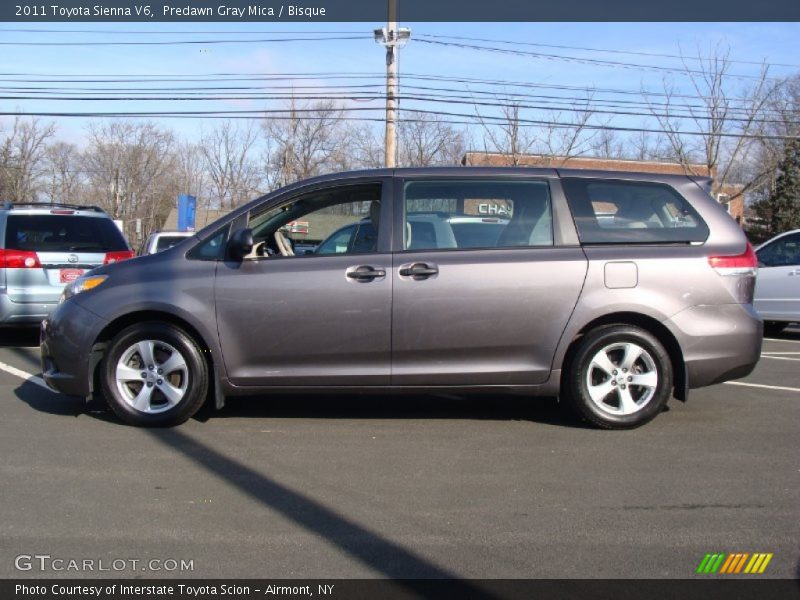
0 91 790 125
1 27 795 70
419 33 800 70
0 70 778 106
1 108 796 140
1 78 790 117
414 39 780 82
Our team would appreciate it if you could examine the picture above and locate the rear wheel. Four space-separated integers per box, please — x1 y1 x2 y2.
101 322 208 427
564 324 673 429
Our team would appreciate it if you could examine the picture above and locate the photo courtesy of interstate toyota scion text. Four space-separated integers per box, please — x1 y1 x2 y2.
39 167 763 429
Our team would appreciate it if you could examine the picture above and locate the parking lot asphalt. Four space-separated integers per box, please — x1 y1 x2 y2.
0 326 798 580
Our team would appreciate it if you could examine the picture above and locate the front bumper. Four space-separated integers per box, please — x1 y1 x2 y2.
664 303 762 389
40 300 107 397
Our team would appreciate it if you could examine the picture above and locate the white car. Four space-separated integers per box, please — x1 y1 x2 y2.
754 229 800 335
138 230 194 255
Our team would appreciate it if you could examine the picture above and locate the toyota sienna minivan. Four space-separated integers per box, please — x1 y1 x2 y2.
40 167 762 429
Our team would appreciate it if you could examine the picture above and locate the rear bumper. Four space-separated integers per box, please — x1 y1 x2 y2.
40 300 106 397
0 293 56 325
664 303 763 389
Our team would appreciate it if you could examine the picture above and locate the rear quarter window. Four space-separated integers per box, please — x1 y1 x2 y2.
562 178 709 244
4 214 129 252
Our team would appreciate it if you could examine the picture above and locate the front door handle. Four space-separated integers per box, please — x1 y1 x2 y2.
399 262 439 280
346 265 386 281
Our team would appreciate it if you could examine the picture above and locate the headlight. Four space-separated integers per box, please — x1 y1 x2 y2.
60 275 108 303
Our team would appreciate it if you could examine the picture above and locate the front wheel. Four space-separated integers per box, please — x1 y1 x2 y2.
100 322 209 427
563 324 673 429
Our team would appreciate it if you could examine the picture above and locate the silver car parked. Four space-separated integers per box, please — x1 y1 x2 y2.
40 168 762 429
754 228 800 335
1 201 133 326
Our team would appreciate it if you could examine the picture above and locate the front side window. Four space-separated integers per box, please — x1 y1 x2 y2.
246 183 382 258
402 180 553 251
562 178 709 244
757 233 800 267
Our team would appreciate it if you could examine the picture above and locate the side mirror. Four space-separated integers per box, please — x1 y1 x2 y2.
227 228 254 262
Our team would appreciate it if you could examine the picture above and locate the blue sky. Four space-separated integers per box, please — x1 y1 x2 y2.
1 21 798 146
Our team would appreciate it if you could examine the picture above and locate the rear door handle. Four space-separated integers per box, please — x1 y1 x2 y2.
399 262 439 280
789 269 800 276
346 265 386 281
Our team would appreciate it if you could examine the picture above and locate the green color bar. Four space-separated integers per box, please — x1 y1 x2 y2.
710 553 727 573
697 554 712 574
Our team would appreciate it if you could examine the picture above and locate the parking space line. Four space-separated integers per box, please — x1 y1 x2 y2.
724 381 800 393
761 351 800 355
764 338 800 343
761 356 800 362
0 361 53 392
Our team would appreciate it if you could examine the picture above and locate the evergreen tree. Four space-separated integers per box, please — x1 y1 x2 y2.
749 138 800 240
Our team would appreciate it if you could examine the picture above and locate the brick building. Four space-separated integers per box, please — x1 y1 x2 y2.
461 152 746 225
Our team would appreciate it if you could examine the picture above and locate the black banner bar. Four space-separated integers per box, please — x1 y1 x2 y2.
4 579 800 600
2 0 800 22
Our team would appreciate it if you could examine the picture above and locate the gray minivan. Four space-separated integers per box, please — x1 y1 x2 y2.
40 168 762 429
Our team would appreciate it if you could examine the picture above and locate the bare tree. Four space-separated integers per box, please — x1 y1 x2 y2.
589 128 627 160
199 121 262 210
477 101 537 165
263 98 348 188
748 74 800 201
647 44 779 197
0 117 56 202
344 123 384 170
475 93 596 165
83 121 178 243
398 111 466 167
44 141 84 204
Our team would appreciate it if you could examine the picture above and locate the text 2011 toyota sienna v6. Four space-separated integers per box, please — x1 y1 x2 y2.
40 167 762 429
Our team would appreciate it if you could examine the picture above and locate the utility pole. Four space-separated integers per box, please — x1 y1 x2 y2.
374 1 410 168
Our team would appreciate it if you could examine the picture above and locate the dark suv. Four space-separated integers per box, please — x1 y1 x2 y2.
40 168 762 429
1 202 133 326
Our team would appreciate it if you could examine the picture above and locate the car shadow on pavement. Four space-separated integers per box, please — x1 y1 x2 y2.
146 427 499 587
214 393 588 428
0 326 40 348
14 380 87 417
14 379 591 429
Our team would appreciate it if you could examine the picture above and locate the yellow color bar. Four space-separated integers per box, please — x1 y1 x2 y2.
758 554 773 574
744 554 759 574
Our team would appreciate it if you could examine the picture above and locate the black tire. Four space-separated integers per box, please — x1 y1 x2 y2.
563 324 673 430
763 321 786 337
100 322 208 427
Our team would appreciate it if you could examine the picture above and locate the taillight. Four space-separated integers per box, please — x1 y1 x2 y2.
708 242 757 276
103 250 135 265
0 249 42 268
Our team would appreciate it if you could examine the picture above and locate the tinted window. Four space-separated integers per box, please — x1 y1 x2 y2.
5 215 128 252
315 224 356 255
562 178 709 244
403 180 552 250
187 226 228 261
248 183 382 258
757 233 800 267
155 235 189 253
